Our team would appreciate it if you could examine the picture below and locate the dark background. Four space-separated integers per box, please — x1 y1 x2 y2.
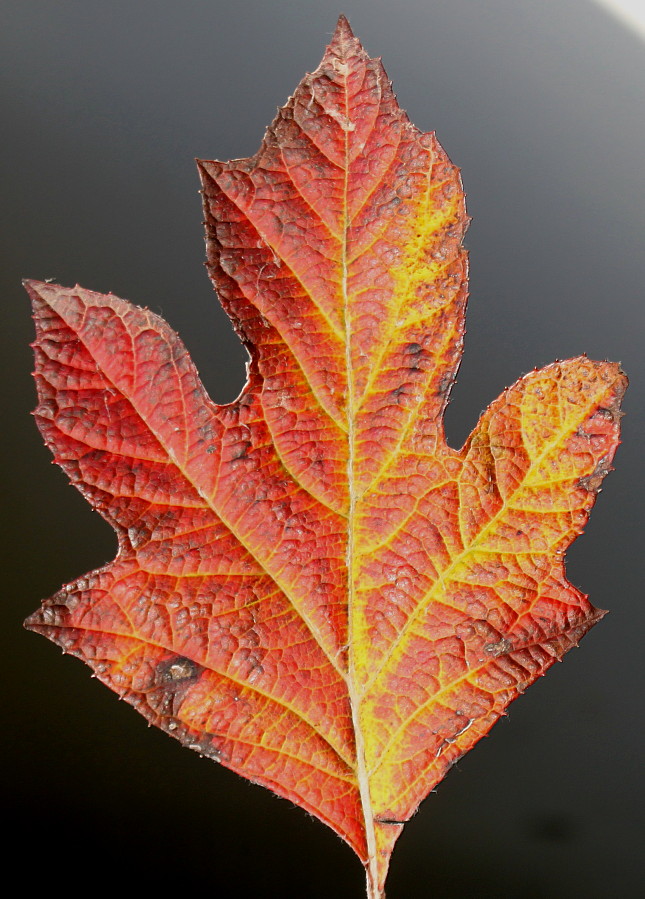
3 1 644 896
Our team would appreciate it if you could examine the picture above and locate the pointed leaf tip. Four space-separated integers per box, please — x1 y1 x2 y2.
335 14 354 36
331 14 356 48
23 278 41 294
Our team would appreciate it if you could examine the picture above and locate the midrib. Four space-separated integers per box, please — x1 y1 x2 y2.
339 64 380 895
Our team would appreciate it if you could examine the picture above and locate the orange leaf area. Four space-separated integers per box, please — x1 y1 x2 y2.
25 17 625 898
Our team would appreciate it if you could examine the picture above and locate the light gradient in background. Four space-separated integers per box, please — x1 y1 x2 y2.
2 2 644 897
593 0 645 39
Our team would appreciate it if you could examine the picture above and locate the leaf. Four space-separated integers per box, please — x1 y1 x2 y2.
25 17 625 898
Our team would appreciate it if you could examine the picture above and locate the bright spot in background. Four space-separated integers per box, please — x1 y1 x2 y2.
592 0 645 39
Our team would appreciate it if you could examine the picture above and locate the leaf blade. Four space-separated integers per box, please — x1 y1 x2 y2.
25 279 365 855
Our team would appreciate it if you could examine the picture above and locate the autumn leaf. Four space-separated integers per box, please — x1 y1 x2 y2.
25 17 625 898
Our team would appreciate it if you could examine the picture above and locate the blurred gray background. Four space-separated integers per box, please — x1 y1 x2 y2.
2 1 643 895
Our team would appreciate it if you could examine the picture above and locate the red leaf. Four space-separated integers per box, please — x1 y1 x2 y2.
25 17 625 898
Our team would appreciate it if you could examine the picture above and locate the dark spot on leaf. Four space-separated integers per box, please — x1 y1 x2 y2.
147 656 203 720
159 656 201 683
128 525 151 549
390 384 408 403
484 637 513 656
404 342 426 373
577 459 610 493
437 373 456 396
232 441 252 461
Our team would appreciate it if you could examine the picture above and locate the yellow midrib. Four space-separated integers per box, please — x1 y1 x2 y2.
335 61 380 884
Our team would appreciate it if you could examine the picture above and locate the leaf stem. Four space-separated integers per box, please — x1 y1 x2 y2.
365 867 384 899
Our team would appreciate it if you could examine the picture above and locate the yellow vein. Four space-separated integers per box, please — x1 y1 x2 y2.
62 616 354 770
361 375 614 695
260 396 349 518
369 611 588 791
357 476 457 556
58 300 348 682
353 150 442 408
357 312 463 501
214 175 345 342
277 141 344 241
